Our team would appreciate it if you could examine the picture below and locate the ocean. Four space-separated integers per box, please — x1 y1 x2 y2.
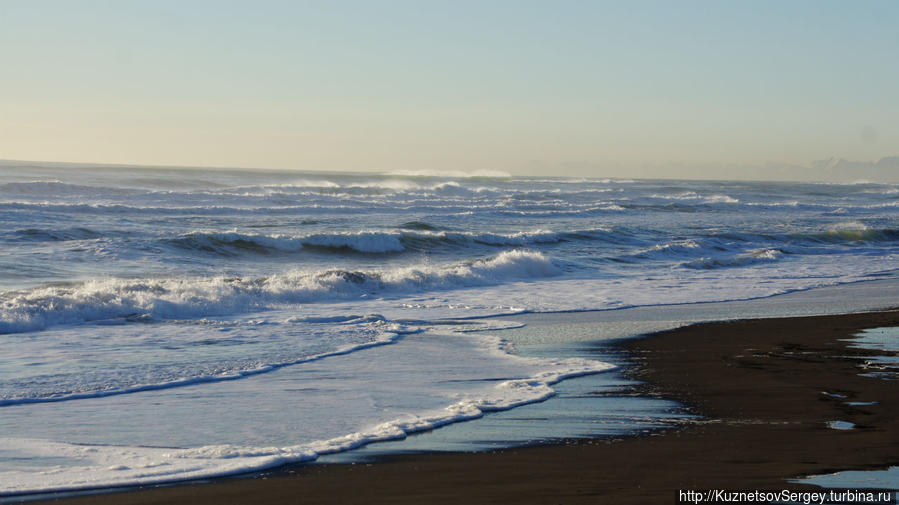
1 162 898 494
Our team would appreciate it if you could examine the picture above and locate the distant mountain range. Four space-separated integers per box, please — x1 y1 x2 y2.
809 156 899 183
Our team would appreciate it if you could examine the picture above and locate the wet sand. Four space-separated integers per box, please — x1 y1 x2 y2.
27 310 899 504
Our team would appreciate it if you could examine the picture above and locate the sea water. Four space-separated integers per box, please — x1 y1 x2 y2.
2 162 899 494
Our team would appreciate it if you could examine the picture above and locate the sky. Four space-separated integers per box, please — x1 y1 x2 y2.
0 0 897 179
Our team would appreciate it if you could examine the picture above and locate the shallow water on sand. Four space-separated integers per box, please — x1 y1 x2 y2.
323 278 899 461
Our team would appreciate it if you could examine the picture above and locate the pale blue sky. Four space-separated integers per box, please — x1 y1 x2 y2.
1 1 896 178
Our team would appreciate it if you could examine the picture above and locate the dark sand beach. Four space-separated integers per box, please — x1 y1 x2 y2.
26 310 899 504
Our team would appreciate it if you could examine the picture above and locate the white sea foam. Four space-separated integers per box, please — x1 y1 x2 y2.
0 315 412 406
0 331 613 494
631 240 702 260
0 250 559 334
649 191 738 203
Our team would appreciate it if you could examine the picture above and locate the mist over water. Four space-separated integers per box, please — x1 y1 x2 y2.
2 163 899 493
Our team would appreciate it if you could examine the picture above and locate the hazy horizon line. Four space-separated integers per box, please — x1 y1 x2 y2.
1 155 898 185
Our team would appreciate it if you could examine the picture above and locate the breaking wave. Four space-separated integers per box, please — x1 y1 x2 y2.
682 249 785 270
0 250 559 334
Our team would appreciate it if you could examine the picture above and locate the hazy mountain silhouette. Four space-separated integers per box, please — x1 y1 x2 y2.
810 156 899 183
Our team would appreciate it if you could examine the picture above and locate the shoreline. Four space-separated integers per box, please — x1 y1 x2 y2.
19 309 899 504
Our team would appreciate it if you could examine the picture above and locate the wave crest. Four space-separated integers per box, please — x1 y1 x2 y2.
683 249 784 270
0 251 559 334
